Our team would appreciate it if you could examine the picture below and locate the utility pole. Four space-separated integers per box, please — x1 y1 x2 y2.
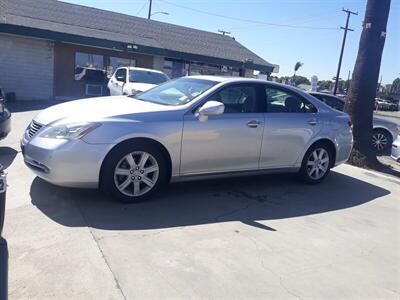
147 0 152 19
333 8 358 95
218 29 231 36
346 70 351 91
377 75 382 93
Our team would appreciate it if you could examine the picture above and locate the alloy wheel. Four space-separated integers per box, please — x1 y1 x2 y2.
114 151 159 197
372 133 388 151
306 148 330 180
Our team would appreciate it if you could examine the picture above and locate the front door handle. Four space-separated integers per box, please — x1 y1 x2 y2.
247 120 263 128
308 119 318 126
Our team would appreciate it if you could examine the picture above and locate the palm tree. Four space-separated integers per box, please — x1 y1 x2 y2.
292 61 303 85
293 61 303 77
345 0 391 168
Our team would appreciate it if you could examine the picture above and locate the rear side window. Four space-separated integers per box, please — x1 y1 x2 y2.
265 86 316 113
129 70 169 84
312 94 344 111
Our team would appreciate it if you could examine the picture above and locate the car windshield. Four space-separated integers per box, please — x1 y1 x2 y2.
134 78 218 106
129 70 169 84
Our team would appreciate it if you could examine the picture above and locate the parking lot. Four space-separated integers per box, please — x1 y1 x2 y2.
1 102 400 299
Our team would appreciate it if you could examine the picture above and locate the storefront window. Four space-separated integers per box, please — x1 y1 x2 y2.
163 59 189 79
164 58 241 78
74 52 105 82
106 57 135 77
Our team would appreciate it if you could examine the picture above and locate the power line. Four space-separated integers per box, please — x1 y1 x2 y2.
135 0 148 16
158 0 340 30
227 11 339 32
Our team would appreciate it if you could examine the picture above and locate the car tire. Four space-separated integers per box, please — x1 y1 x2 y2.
299 143 332 184
100 141 168 203
372 129 392 154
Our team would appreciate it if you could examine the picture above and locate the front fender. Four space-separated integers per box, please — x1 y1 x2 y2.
82 118 183 176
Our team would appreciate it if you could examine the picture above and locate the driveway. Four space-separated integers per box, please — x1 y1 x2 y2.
1 102 400 299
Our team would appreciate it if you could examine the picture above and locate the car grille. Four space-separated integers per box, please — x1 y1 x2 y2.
28 121 43 138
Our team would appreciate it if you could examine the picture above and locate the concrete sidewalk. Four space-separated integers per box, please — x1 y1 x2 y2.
1 107 399 299
374 110 400 121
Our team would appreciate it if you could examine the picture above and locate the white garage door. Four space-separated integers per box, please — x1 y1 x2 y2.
0 34 54 100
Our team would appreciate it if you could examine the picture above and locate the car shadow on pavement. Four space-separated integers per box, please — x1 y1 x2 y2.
30 170 390 232
0 147 18 170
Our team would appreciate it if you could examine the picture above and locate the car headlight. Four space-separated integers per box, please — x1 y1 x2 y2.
40 122 101 140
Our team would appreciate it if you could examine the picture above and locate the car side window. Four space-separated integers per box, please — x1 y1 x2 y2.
265 86 316 113
323 96 345 111
115 69 127 82
211 85 260 113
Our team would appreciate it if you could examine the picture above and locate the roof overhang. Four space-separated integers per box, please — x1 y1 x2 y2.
0 24 275 74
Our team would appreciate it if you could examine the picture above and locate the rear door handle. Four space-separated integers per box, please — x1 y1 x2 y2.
308 119 318 126
247 120 263 128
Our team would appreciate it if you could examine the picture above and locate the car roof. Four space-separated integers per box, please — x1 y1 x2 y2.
185 75 305 90
308 91 344 99
123 67 166 74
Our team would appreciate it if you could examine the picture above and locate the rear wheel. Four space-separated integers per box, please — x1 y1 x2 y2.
299 143 332 184
101 142 167 203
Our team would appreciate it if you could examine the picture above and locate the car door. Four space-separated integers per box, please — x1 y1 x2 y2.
180 83 265 175
109 68 126 95
260 85 323 169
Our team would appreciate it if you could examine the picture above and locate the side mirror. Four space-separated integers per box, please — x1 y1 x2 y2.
197 101 224 122
116 76 126 82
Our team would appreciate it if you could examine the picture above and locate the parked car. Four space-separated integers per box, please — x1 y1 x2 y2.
391 135 400 162
375 98 398 111
310 92 399 153
21 77 353 203
375 99 390 111
107 67 169 96
0 87 11 140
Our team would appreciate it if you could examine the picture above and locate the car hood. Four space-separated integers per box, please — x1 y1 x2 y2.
34 96 173 126
125 82 157 92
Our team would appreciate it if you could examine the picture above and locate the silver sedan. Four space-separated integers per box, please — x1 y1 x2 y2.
21 77 353 202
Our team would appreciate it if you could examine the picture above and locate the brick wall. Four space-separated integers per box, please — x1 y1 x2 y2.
0 34 54 100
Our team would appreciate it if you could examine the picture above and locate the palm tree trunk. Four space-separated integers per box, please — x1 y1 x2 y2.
345 0 391 168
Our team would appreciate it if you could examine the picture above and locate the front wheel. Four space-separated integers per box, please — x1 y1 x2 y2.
372 129 392 153
299 144 332 184
101 142 168 203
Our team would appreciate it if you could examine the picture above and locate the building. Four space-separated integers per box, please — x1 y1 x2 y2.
0 0 278 100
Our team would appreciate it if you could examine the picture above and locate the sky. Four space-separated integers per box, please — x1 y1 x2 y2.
62 0 400 85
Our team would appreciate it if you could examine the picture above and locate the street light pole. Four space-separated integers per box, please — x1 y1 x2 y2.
147 0 152 19
333 8 358 95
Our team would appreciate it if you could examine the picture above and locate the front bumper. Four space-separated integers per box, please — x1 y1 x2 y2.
21 129 114 188
391 137 400 162
0 109 11 140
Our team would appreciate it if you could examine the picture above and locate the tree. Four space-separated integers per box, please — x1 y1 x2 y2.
390 78 400 97
293 61 303 77
318 80 333 91
292 75 310 86
344 0 391 168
